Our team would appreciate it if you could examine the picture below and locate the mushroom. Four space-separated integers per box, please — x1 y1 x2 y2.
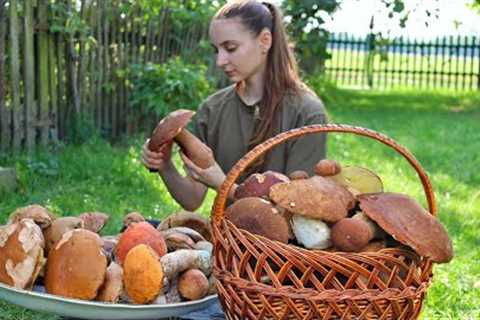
358 192 453 263
329 166 383 196
234 171 289 200
8 204 55 229
115 221 167 265
122 212 145 228
148 109 214 169
331 211 386 252
159 226 205 243
157 211 211 241
314 159 342 177
43 217 84 254
0 219 45 289
290 214 331 249
101 235 119 263
123 244 164 304
225 197 290 244
44 229 107 300
269 176 355 223
288 170 309 180
177 269 209 301
359 240 387 252
160 249 212 281
78 212 109 233
96 262 123 303
163 232 196 251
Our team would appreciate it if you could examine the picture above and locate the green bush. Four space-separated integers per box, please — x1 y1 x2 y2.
129 57 213 118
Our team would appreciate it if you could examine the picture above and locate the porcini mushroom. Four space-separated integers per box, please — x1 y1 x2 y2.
234 171 289 200
96 262 123 303
290 214 331 249
78 212 109 233
160 249 212 281
157 211 211 241
123 244 164 304
269 176 355 223
225 197 290 243
177 269 209 301
329 166 383 195
331 211 386 252
43 216 84 254
148 109 214 169
314 159 342 177
122 212 145 228
115 221 167 265
8 204 54 229
0 219 45 289
358 192 453 263
44 229 107 300
288 170 309 180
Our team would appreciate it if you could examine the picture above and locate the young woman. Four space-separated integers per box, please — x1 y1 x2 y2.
142 0 327 211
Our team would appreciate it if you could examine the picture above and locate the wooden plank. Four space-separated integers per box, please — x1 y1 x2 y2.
102 3 111 136
77 0 89 115
23 0 36 153
48 33 59 143
95 2 104 129
110 4 118 138
0 0 8 151
37 0 50 146
56 34 66 139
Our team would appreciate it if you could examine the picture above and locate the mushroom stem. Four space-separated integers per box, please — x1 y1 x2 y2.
175 129 214 169
160 249 211 281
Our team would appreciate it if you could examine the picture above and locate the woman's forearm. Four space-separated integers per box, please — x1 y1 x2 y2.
158 161 208 211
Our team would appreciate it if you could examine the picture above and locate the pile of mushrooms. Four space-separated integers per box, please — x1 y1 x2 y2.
225 159 454 264
0 206 215 305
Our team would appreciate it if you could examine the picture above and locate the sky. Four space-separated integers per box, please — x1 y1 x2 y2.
322 0 480 39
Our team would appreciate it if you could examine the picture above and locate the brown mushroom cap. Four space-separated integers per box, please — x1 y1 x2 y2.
234 171 290 200
123 244 164 304
43 217 84 254
269 176 355 222
157 211 211 241
122 212 146 228
45 229 107 300
288 170 309 180
225 197 290 243
8 204 54 229
115 221 167 265
331 218 373 252
177 269 209 301
78 212 109 233
96 262 124 303
0 219 45 289
148 109 194 151
314 159 342 177
359 192 453 263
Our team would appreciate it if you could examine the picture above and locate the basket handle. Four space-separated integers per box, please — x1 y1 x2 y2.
212 124 436 225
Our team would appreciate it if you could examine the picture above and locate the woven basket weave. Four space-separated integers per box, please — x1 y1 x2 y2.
211 124 435 320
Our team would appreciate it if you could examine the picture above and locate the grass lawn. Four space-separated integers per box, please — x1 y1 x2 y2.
1 88 479 319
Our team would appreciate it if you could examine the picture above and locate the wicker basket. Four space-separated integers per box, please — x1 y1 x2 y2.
211 124 436 320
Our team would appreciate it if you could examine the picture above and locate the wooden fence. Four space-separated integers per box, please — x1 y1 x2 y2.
0 0 212 153
325 32 480 90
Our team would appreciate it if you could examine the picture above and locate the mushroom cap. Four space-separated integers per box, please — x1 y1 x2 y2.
330 218 373 252
225 197 289 243
164 232 196 251
43 217 84 254
96 262 124 303
330 166 383 195
157 211 211 241
0 219 45 289
234 171 290 200
45 229 107 300
359 192 453 263
314 159 342 177
147 109 195 151
123 244 164 304
78 212 109 233
288 170 309 180
122 212 146 230
8 204 55 229
115 221 167 265
269 176 355 222
177 269 209 301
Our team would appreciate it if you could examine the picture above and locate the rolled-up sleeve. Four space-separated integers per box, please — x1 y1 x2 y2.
285 112 327 176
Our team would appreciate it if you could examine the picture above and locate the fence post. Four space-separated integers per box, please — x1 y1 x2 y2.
366 32 375 88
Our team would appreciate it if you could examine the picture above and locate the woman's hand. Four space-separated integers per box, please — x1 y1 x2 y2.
142 139 173 172
180 152 226 190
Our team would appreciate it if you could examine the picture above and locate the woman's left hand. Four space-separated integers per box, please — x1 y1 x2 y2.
180 152 226 190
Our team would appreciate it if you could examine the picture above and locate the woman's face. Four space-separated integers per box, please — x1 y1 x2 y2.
209 18 269 83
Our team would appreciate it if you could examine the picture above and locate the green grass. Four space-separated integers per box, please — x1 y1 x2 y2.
1 88 479 319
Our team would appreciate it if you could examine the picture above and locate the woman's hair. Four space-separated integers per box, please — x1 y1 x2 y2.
214 0 305 172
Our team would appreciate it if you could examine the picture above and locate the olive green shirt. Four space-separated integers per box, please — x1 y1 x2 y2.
191 85 327 178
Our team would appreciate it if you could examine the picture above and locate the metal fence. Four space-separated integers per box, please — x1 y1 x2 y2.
325 32 480 90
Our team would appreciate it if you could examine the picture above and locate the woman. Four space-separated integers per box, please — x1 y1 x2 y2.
142 0 327 211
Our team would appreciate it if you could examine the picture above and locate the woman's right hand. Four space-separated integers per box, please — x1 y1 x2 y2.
142 139 173 172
